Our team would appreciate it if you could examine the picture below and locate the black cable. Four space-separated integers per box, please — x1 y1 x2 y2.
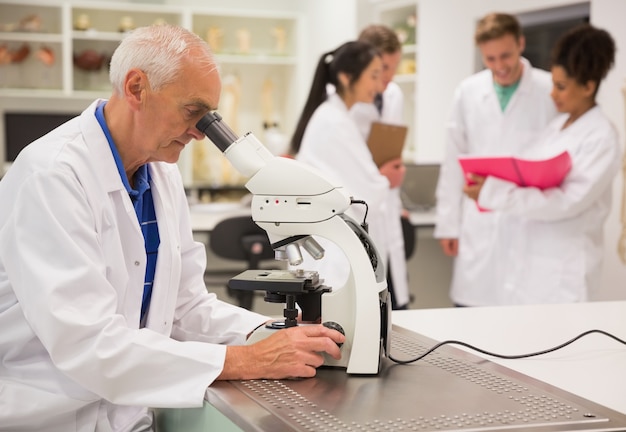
350 199 369 230
388 329 626 365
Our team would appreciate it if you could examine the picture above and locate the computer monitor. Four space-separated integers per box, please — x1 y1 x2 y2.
401 163 440 211
4 112 77 162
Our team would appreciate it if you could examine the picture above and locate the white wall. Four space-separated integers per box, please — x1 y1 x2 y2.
297 0 358 106
589 1 626 300
415 0 626 300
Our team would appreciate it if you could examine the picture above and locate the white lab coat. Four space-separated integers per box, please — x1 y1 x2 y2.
0 100 268 432
477 106 622 304
350 82 410 307
434 58 558 306
297 94 410 306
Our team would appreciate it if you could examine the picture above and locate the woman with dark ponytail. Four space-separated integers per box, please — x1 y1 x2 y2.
290 41 410 310
291 42 380 153
464 24 622 304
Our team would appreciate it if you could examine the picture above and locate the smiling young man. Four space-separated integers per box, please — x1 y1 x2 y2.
433 13 558 307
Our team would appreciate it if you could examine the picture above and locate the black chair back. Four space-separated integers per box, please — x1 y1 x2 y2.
209 215 275 309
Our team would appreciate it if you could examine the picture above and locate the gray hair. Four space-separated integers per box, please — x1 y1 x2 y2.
109 24 216 94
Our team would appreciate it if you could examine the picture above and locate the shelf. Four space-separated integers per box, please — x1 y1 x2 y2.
401 43 417 54
72 30 125 42
192 10 297 60
0 2 301 92
216 53 297 65
0 0 305 182
71 5 183 34
0 31 62 43
0 88 68 98
0 2 63 34
394 74 416 84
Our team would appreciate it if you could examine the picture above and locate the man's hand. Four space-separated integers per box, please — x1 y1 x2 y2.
379 157 406 189
463 173 486 201
439 238 459 257
218 325 345 380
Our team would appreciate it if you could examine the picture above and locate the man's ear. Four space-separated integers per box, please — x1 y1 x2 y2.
517 35 526 53
124 69 147 109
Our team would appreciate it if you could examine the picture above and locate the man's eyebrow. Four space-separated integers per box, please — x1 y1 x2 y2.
186 100 212 111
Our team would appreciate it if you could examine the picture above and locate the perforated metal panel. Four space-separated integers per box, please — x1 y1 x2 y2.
206 327 626 431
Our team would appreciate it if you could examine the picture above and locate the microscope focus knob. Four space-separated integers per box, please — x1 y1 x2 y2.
322 321 345 347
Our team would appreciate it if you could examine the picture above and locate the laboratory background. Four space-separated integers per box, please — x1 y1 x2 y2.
1 0 626 311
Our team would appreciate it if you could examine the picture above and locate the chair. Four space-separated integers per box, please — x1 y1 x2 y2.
209 215 275 310
387 215 417 309
401 215 416 260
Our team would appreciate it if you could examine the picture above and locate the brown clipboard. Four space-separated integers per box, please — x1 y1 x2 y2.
366 121 408 167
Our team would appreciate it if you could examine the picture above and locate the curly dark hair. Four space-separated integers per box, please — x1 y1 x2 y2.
551 23 615 93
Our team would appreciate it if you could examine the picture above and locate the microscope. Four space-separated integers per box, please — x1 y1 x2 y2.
196 112 390 375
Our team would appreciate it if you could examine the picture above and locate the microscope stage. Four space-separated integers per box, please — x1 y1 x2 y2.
229 269 325 294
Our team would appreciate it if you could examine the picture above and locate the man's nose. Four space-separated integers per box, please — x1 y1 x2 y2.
188 125 205 140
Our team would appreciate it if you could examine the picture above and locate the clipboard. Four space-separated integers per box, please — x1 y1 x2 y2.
366 121 408 167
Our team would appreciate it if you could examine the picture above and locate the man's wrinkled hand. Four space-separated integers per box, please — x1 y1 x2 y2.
219 324 345 381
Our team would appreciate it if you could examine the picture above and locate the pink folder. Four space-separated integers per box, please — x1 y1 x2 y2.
458 150 572 189
458 150 572 211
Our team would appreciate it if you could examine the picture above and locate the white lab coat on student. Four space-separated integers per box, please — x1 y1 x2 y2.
350 82 410 307
297 93 410 306
0 100 268 432
477 106 621 304
434 58 557 306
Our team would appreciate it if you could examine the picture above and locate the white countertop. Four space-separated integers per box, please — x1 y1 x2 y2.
189 203 252 232
392 301 626 415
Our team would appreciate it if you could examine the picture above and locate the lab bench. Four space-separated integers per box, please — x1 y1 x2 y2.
156 301 626 431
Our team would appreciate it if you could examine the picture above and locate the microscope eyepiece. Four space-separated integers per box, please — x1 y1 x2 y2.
196 111 239 152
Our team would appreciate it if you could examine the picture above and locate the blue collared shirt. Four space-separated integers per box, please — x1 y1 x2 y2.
95 102 160 325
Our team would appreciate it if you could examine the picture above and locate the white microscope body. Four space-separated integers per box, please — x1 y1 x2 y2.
196 112 390 375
